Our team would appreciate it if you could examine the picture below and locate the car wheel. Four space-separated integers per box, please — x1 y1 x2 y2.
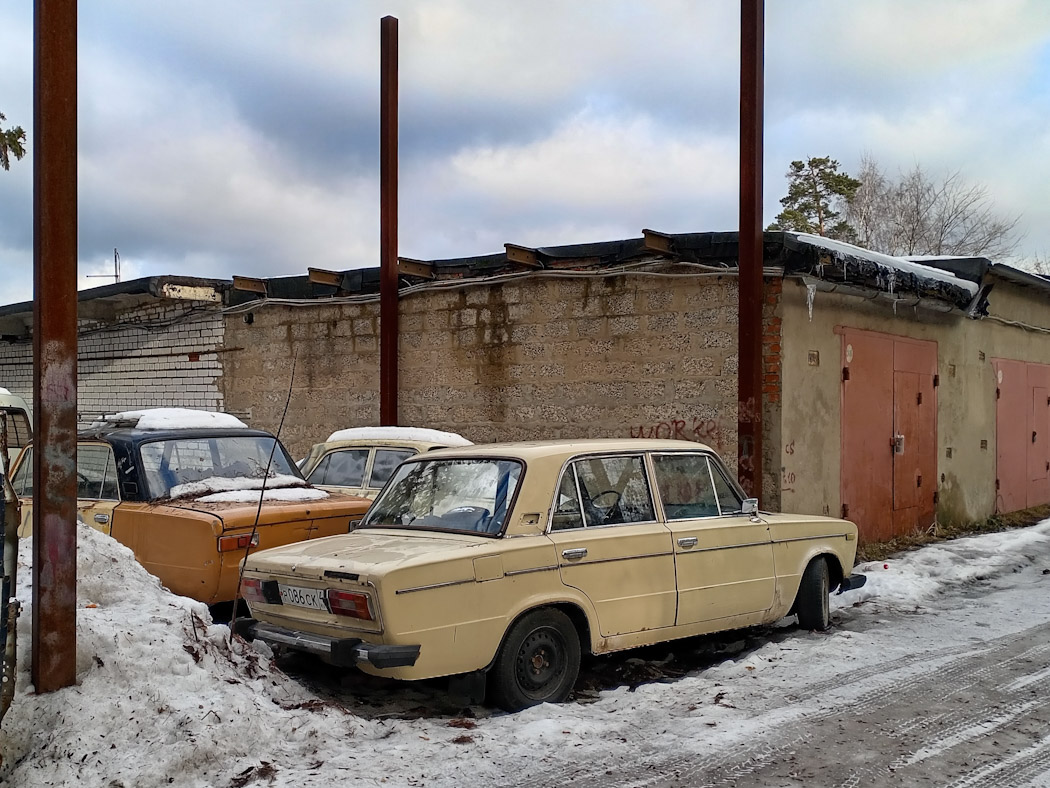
796 557 831 631
489 608 581 712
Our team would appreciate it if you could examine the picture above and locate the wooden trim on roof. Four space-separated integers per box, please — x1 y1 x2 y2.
505 244 545 269
398 257 436 279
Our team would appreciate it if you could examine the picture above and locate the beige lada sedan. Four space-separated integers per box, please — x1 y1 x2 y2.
235 439 865 711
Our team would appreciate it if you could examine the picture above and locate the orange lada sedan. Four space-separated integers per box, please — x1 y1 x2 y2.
11 409 371 613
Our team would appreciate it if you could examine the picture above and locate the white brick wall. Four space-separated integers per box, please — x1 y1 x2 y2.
0 299 225 424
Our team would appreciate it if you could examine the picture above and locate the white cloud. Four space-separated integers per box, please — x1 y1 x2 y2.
2 0 1050 299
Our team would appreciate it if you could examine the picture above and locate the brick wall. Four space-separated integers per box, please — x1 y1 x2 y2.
224 271 781 483
0 299 225 424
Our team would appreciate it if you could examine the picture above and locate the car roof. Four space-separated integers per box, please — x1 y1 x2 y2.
415 438 718 462
314 438 448 451
74 426 278 446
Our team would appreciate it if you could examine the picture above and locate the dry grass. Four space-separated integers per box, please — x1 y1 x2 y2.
855 504 1050 564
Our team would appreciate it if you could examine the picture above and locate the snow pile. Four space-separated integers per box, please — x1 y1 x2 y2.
92 408 249 430
0 523 383 787
832 519 1050 611
197 487 330 503
170 475 329 503
325 426 473 446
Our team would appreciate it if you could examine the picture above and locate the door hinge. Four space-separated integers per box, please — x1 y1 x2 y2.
933 374 939 387
995 478 1000 490
842 367 850 382
917 392 923 405
841 503 850 518
996 387 1001 399
933 491 939 504
917 475 922 488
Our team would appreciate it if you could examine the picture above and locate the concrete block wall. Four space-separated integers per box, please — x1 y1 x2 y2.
0 300 224 424
224 272 766 476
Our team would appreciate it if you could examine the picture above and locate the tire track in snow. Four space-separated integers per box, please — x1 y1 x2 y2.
501 620 1050 788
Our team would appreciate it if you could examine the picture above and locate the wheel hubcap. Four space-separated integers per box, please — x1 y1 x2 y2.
515 627 566 699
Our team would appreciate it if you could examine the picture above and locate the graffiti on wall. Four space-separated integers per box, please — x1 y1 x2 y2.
630 418 722 448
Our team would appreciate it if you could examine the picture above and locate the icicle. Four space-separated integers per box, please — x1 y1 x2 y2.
893 298 898 316
806 283 817 321
887 269 897 295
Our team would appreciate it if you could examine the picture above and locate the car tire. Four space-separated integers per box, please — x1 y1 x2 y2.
796 557 831 631
489 608 581 712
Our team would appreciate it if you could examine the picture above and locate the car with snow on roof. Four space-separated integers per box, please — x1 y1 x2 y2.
9 408 371 612
233 438 866 710
298 426 472 499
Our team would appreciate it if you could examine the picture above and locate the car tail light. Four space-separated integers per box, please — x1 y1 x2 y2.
218 532 260 553
240 577 265 604
327 589 373 620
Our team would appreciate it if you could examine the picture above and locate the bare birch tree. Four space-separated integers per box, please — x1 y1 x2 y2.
846 155 1022 259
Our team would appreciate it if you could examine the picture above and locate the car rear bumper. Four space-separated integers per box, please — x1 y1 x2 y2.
231 618 420 669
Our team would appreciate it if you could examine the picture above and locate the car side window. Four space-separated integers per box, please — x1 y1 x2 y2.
78 444 119 501
551 469 585 531
0 408 32 449
710 461 744 514
573 455 654 526
306 454 330 485
10 446 32 496
311 449 368 487
368 449 415 489
652 453 720 519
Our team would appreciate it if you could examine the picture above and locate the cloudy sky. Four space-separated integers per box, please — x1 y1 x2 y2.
1 0 1048 305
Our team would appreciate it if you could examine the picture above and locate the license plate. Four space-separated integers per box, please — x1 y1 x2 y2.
278 584 328 611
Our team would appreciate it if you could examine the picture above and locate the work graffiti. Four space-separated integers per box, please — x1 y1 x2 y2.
630 418 722 447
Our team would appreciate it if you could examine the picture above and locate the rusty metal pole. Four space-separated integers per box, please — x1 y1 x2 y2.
738 0 764 499
32 0 78 692
379 15 399 426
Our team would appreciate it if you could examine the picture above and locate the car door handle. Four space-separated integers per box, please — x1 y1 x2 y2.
93 513 110 524
561 548 588 560
677 537 698 548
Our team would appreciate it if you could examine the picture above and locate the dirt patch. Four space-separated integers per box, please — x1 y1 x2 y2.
856 504 1050 563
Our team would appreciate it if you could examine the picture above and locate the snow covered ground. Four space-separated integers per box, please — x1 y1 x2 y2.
2 518 1049 787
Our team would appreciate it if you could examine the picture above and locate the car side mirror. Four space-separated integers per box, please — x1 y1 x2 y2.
741 498 758 515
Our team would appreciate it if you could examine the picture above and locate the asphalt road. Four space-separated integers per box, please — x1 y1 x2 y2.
279 543 1050 788
510 561 1050 788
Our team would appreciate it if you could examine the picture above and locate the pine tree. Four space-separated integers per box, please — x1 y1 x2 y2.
0 112 27 171
767 156 860 241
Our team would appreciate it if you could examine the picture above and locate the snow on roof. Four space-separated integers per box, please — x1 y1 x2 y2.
788 232 979 296
5 517 1050 785
94 408 249 431
325 426 473 446
0 387 11 395
169 474 308 500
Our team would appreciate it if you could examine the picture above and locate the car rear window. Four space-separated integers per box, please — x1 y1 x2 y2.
360 458 523 536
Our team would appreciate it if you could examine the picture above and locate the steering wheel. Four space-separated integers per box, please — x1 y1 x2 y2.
589 489 622 521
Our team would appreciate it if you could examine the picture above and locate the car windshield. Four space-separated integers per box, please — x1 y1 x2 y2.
139 435 302 499
359 458 523 535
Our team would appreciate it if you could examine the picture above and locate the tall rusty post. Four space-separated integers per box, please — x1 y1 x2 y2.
379 15 399 426
737 0 764 498
32 0 78 692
